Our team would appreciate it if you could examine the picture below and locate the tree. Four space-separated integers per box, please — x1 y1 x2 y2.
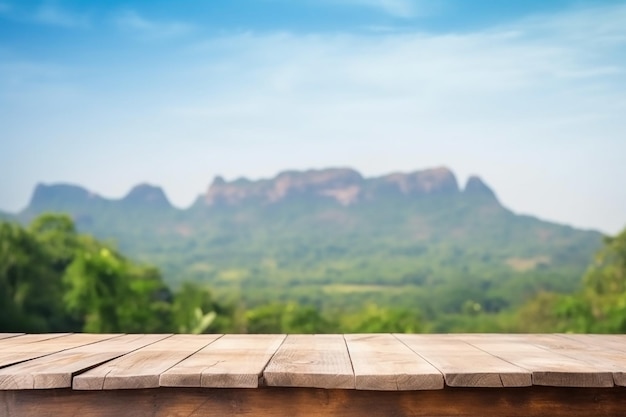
245 302 337 333
0 215 176 333
515 227 626 333
575 230 626 332
172 282 217 334
0 218 77 332
63 239 175 333
341 304 421 333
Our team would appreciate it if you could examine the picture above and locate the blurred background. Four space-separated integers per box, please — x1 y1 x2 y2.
1 0 625 334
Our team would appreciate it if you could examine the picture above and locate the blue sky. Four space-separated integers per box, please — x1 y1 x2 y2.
1 0 625 234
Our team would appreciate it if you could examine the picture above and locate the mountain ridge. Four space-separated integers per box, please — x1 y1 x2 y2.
21 166 499 213
8 165 603 314
200 166 500 207
5 165 606 331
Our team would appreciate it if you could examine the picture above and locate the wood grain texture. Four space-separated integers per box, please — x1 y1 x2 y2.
560 334 626 353
344 334 443 390
263 334 355 389
2 333 626 394
0 334 170 389
160 334 284 388
395 334 531 387
0 333 117 369
0 334 71 350
72 334 220 390
3 386 626 417
0 334 23 341
455 334 615 387
555 334 626 386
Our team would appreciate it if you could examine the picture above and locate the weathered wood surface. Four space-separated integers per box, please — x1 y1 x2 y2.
161 334 285 388
73 334 220 390
0 333 118 369
3 386 626 417
0 334 625 392
0 334 23 341
263 334 355 389
453 334 619 387
345 334 443 390
395 334 531 387
0 334 169 389
557 334 626 386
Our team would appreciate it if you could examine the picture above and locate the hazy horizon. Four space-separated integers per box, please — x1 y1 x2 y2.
1 0 625 234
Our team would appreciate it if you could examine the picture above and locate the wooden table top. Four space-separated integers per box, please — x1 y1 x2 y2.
0 333 625 391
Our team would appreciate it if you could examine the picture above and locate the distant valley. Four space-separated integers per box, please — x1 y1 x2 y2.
8 166 603 329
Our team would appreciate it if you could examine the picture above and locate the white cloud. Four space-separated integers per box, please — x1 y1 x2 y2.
114 10 194 39
183 6 625 108
517 3 626 45
2 3 626 232
163 3 626 231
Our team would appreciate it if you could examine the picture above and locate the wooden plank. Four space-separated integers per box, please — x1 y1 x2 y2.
455 334 615 387
553 334 626 386
160 334 285 388
263 334 354 389
0 334 170 389
395 334 531 387
344 334 443 390
0 334 23 341
3 386 626 417
73 334 220 390
560 334 626 354
0 334 117 369
0 333 70 348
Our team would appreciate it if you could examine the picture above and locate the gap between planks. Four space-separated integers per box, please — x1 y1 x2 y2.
1 334 626 391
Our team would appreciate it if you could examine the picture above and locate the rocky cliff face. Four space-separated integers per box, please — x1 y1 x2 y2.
204 168 364 206
21 167 501 213
365 167 459 199
201 166 472 207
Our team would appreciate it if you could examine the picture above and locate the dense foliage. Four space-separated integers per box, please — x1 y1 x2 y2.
0 214 429 333
516 227 626 333
2 214 624 334
0 214 224 333
18 185 603 332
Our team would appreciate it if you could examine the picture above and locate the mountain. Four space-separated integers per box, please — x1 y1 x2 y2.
28 183 105 212
201 168 365 206
121 183 173 210
197 166 465 207
0 210 13 222
11 167 603 321
26 182 173 212
464 175 498 201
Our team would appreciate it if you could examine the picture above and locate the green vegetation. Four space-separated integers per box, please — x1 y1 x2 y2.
0 214 429 333
2 214 624 334
516 227 626 333
0 214 223 333
6 176 615 333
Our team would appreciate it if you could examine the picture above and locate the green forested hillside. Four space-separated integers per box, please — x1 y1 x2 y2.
0 214 449 333
2 214 624 333
11 167 606 332
0 214 231 333
518 228 626 333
